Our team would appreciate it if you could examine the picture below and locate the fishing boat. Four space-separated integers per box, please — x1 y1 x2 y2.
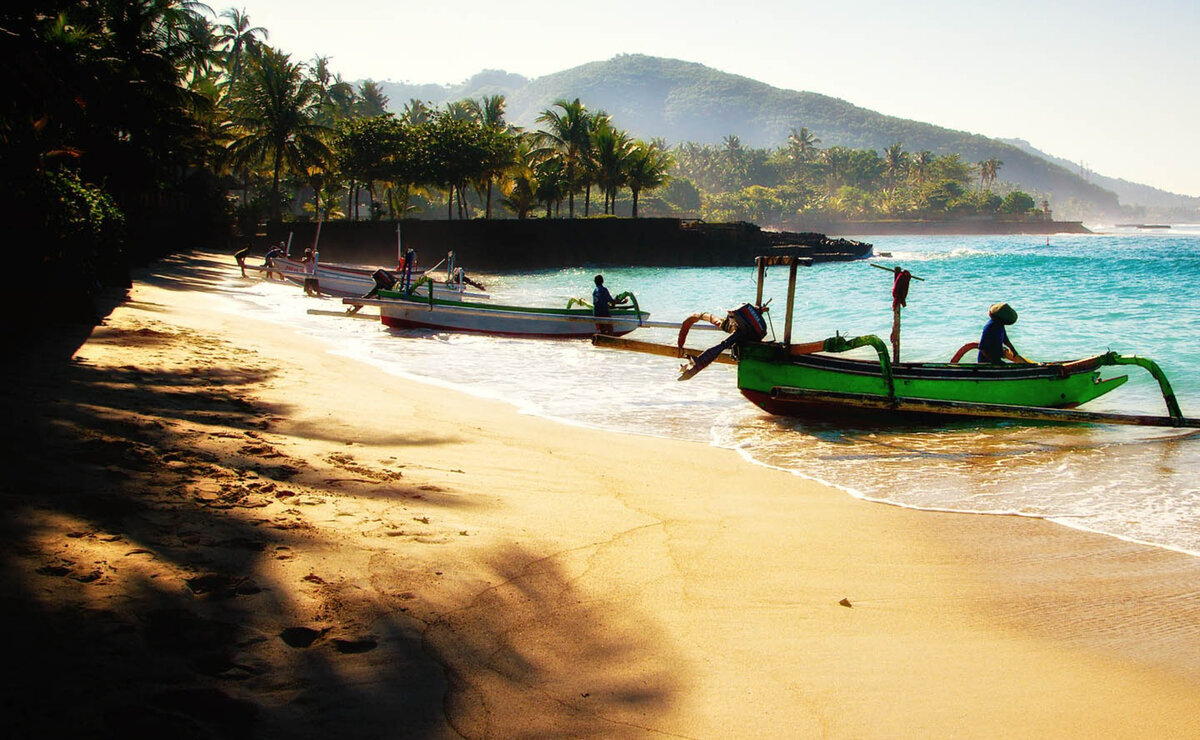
345 283 651 338
245 251 487 301
595 251 1197 428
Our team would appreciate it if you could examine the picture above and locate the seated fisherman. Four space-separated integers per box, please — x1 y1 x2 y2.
978 302 1023 363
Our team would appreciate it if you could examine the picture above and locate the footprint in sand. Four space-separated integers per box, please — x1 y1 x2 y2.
331 637 378 654
278 626 329 648
239 443 281 458
138 688 259 736
142 608 237 654
184 573 262 599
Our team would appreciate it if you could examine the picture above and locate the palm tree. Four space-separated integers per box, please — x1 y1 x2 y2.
444 99 474 121
355 80 389 117
466 94 507 129
721 134 749 188
623 140 672 218
465 95 513 218
978 157 1003 191
310 55 356 124
80 0 217 196
818 146 851 194
226 47 332 220
533 156 568 218
884 142 909 186
501 136 540 219
786 127 820 162
910 150 933 185
402 98 432 124
591 117 632 214
215 7 267 92
534 98 592 217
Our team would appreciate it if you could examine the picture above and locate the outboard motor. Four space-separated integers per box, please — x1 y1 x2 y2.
372 269 396 290
362 268 397 298
679 303 767 380
727 302 767 342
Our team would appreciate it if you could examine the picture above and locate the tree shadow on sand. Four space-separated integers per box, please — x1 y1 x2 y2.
0 301 680 738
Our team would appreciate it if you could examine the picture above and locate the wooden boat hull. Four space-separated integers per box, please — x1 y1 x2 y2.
737 342 1128 421
375 293 648 338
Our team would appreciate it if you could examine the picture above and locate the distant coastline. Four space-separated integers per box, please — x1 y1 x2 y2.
781 218 1091 236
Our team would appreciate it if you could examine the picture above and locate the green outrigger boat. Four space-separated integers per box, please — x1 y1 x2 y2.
596 252 1197 428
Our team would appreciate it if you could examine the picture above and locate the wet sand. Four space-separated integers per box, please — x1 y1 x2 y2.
2 251 1198 738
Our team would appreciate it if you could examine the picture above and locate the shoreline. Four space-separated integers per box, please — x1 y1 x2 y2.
728 441 1200 560
277 280 1200 560
4 251 1200 737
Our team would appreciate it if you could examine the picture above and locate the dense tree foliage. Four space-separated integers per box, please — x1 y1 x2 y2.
3 5 1073 326
668 137 1043 225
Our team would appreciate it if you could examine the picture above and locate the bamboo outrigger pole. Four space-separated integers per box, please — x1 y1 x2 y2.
871 263 923 363
768 387 1200 429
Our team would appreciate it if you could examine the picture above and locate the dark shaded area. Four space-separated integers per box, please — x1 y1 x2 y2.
262 217 872 269
0 280 450 737
0 257 682 738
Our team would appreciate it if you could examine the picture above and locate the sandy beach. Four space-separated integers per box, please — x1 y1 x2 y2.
3 251 1199 738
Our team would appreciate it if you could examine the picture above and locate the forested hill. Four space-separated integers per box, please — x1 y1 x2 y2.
378 54 1120 214
1003 138 1200 215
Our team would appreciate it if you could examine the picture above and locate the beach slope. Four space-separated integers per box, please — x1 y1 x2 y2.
2 252 1198 738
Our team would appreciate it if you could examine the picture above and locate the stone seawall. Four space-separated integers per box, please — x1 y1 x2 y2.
259 219 872 269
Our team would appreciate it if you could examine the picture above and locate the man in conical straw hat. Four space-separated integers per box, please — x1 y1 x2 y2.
978 302 1023 363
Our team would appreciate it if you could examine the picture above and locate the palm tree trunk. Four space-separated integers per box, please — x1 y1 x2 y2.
631 188 640 218
271 145 283 221
448 186 454 220
486 179 493 219
584 185 591 217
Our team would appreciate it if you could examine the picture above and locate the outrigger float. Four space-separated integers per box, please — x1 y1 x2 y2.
595 252 1198 428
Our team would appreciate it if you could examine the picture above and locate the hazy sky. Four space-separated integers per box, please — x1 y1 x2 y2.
224 0 1200 196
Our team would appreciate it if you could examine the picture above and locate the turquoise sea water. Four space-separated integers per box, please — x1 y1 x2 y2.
228 227 1200 555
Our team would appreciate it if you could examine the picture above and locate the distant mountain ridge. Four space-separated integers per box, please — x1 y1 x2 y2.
374 54 1179 218
1002 138 1200 213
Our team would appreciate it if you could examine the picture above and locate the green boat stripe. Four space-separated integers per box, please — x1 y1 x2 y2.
376 290 643 317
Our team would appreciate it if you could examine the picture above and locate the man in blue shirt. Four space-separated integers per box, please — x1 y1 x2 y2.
978 302 1022 363
592 274 628 335
592 274 615 317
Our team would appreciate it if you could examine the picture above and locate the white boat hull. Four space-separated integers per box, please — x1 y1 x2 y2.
250 257 485 301
372 298 647 338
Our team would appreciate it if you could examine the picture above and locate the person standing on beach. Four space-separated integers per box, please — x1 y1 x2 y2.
978 302 1022 363
234 243 252 277
301 248 320 296
262 243 285 280
593 274 626 335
